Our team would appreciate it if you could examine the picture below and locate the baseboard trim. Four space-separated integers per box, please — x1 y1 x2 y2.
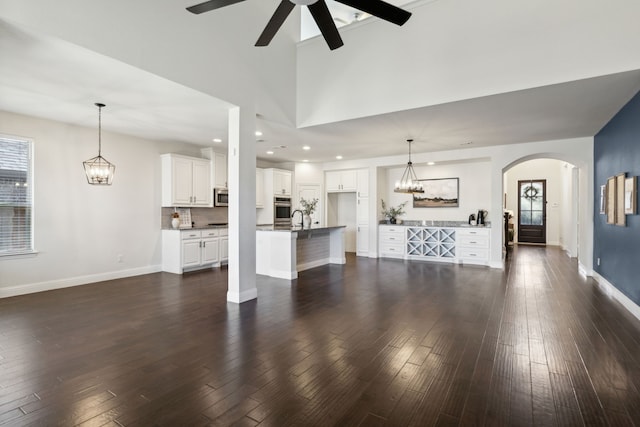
0 265 162 299
578 261 592 277
593 271 640 323
227 287 258 304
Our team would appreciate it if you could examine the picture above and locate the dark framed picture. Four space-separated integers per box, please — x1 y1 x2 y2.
606 176 616 224
413 177 459 208
616 173 626 226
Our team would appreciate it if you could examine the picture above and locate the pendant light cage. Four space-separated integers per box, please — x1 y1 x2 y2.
83 103 115 185
394 139 424 194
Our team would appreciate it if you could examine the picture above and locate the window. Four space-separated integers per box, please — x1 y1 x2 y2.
0 135 33 255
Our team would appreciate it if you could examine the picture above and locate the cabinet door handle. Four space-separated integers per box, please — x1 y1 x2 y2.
469 241 477 244
203 241 206 247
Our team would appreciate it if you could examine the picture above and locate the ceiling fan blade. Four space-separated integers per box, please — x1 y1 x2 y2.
255 0 296 46
186 0 246 14
308 0 344 50
335 0 411 26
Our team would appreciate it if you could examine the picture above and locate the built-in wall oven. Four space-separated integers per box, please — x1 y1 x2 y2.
214 188 228 207
274 196 292 226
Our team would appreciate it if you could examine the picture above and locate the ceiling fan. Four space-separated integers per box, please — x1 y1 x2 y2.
186 0 412 50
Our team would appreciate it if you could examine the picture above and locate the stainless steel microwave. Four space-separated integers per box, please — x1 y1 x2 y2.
214 188 228 207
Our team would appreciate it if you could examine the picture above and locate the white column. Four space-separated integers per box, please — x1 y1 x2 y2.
227 106 257 303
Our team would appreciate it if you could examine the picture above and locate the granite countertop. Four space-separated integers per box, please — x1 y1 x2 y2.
380 220 491 227
163 224 228 231
256 224 346 232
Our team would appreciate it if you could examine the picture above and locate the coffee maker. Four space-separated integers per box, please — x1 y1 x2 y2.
477 210 487 225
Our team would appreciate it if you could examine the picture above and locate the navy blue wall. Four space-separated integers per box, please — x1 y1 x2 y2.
594 90 640 305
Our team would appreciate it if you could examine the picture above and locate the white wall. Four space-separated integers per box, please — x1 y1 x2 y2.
384 160 492 223
0 110 202 297
504 159 563 245
297 0 640 127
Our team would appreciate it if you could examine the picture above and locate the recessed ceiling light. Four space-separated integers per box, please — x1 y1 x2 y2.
336 155 343 160
255 131 263 137
302 145 311 150
460 141 473 146
302 159 309 162
266 150 274 155
427 161 436 166
213 138 222 143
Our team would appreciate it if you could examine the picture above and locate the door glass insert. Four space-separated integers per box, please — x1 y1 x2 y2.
520 182 544 226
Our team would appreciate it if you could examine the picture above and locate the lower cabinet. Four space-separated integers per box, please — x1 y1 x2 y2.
220 229 229 262
456 228 490 265
162 228 226 274
378 225 490 266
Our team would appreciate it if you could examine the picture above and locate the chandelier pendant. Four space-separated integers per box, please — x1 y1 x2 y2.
83 103 115 185
394 139 424 194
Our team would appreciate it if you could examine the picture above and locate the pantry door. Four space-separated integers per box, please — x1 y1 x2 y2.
517 179 547 244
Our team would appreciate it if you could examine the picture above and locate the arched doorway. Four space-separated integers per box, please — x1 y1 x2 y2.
503 158 578 254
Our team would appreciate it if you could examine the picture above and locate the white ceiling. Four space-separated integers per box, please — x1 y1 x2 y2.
2 4 640 165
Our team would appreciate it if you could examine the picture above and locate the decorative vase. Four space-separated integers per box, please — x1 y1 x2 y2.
303 214 312 229
171 218 180 229
390 217 397 224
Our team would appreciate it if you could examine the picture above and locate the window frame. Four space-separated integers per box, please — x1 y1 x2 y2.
0 133 35 257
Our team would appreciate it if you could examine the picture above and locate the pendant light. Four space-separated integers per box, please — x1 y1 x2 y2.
83 103 115 185
394 139 424 194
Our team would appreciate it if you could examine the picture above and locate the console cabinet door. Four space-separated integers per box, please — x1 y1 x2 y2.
182 240 202 268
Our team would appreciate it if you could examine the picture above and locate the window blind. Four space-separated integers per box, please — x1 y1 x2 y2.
0 136 33 255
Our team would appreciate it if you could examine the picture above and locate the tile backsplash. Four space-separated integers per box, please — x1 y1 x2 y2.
161 207 228 228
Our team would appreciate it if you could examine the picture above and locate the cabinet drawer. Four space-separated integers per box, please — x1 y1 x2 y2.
380 243 405 255
379 226 404 235
458 248 489 260
181 230 202 240
218 228 229 237
458 235 489 248
202 229 220 238
457 228 489 237
380 234 404 244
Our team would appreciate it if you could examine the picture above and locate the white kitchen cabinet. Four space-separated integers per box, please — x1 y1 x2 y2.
326 170 357 192
214 152 227 189
256 168 264 208
406 227 456 260
356 196 369 256
456 228 490 265
161 154 212 207
220 228 229 262
356 169 369 198
379 225 405 258
273 169 292 195
162 229 224 274
356 225 369 256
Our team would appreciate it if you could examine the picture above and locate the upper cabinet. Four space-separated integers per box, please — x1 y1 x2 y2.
272 169 292 196
201 147 228 189
356 169 369 198
213 152 227 189
326 170 357 192
161 154 212 207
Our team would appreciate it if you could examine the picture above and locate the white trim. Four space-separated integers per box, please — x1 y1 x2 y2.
578 261 592 277
0 265 162 298
489 260 504 269
593 272 640 323
298 258 330 272
227 287 258 304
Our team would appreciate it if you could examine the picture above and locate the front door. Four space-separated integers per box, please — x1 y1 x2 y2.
518 179 547 244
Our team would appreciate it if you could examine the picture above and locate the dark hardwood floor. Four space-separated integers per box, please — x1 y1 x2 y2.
2 246 640 426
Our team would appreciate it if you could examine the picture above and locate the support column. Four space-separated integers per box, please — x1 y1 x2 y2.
227 106 257 303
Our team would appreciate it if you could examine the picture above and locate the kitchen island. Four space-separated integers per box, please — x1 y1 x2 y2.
256 225 346 280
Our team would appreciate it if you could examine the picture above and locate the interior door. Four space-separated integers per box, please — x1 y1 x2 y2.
518 179 547 244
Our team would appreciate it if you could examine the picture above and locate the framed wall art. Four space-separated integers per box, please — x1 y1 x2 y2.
616 173 626 226
599 184 606 214
625 175 637 215
606 176 616 224
413 177 459 208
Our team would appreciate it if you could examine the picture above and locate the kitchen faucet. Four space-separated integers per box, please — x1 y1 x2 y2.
291 209 303 228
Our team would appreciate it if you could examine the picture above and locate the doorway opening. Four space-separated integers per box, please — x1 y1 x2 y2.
518 179 547 244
